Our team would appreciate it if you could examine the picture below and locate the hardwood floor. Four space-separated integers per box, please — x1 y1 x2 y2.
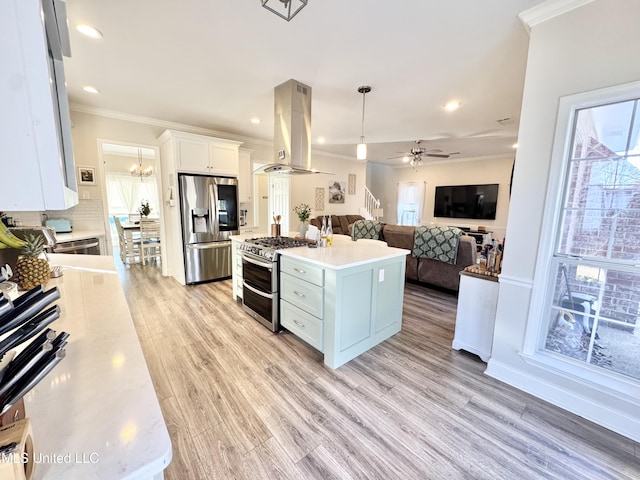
117 262 640 479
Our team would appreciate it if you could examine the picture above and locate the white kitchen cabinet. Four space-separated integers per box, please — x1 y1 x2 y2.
238 148 254 203
159 129 242 177
0 0 78 211
175 136 210 172
231 237 244 301
452 272 499 362
210 144 239 177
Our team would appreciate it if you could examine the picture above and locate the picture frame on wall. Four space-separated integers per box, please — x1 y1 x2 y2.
329 180 346 204
77 166 97 186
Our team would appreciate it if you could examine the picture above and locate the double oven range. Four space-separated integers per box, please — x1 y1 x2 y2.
240 236 309 332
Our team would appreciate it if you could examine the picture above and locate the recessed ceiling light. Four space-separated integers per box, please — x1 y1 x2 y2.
76 24 103 39
250 117 260 124
317 137 326 144
512 143 519 149
444 100 462 112
82 86 101 94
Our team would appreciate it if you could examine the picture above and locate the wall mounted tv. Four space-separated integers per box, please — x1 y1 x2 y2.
433 184 499 220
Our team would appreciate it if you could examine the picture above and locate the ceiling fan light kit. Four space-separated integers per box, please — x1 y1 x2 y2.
389 139 459 167
356 85 371 161
262 0 308 22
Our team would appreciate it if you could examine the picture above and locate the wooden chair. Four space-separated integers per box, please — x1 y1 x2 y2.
114 216 140 264
139 218 162 266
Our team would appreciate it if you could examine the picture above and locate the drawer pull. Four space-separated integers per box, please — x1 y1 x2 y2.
293 290 306 298
293 268 306 274
293 320 305 328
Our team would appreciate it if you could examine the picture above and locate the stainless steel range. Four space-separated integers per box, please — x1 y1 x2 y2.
240 236 310 332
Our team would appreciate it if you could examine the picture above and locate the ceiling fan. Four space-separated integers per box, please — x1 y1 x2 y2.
389 140 459 166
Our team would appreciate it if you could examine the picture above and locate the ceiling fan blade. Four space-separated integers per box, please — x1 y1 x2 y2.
426 151 460 159
388 155 410 160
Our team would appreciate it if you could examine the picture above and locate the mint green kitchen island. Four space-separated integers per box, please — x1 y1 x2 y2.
278 241 410 369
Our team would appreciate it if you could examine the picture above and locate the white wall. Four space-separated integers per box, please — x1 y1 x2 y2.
289 154 367 222
368 155 513 240
487 0 640 442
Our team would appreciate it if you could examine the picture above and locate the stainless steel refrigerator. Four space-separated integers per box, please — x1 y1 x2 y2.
178 173 239 284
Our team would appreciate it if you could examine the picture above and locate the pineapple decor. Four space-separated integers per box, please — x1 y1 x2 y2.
14 233 50 291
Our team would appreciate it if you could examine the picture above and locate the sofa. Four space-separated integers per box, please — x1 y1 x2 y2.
309 214 364 236
382 224 477 292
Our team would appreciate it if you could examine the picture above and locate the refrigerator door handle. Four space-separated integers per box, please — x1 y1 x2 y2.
209 182 220 238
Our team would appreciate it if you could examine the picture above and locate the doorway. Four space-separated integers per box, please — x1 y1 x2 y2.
97 141 165 271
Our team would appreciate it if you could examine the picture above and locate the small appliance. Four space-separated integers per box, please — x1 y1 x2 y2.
45 219 72 233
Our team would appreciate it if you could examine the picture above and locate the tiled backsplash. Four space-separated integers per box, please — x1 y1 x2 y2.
5 199 105 231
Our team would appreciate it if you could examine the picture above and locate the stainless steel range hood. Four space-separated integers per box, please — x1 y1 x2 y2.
255 79 331 175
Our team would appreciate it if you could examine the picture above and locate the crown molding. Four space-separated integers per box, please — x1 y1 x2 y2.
69 103 272 147
518 0 596 34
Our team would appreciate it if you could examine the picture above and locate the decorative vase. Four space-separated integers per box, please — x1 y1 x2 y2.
298 221 308 238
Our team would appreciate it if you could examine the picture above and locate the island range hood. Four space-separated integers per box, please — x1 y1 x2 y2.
255 79 331 175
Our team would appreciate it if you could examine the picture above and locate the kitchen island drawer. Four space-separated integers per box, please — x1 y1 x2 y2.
281 272 324 318
281 300 323 351
280 256 324 286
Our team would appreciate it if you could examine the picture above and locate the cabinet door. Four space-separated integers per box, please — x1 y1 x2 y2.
176 138 210 173
209 145 239 176
238 149 252 203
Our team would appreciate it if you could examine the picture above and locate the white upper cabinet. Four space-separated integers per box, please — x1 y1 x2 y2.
209 144 239 177
175 137 210 172
238 148 253 203
0 0 78 211
159 130 242 177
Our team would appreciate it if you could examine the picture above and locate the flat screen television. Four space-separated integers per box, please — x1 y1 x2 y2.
433 184 499 220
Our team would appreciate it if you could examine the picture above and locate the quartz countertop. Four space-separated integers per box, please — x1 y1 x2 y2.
23 254 172 479
278 241 410 270
53 229 106 243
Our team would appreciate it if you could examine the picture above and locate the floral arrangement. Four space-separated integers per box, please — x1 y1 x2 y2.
139 200 151 217
293 203 311 223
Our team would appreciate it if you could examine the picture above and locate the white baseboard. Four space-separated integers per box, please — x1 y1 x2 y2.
485 359 640 443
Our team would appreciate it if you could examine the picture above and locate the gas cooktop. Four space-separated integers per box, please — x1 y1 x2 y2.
240 236 310 260
247 236 309 248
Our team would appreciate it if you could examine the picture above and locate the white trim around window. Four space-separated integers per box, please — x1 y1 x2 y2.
523 79 640 398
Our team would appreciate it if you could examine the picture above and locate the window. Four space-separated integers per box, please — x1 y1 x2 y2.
397 181 425 226
541 96 640 381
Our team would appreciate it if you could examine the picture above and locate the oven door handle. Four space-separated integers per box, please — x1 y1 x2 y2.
243 281 274 299
241 254 273 270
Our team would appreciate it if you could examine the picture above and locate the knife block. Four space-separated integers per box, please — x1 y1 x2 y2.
0 418 34 480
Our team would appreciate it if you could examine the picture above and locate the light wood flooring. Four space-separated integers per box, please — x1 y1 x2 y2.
117 262 640 479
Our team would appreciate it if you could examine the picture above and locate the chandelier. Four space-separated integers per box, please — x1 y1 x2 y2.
262 0 308 22
130 148 153 180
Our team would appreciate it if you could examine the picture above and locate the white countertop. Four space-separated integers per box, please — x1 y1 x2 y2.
279 241 410 270
24 254 172 479
54 229 106 243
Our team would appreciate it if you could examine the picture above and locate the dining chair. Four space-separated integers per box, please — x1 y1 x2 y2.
114 216 140 264
139 219 162 266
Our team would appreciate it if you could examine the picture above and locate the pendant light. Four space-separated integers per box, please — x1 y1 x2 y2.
356 86 371 161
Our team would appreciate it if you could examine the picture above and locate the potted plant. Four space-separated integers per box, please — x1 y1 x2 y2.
139 200 151 217
293 203 311 237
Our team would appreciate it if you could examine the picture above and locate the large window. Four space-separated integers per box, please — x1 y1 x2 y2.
542 97 640 381
397 181 425 226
